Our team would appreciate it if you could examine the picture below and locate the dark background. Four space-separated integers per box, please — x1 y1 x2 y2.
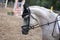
8 0 60 10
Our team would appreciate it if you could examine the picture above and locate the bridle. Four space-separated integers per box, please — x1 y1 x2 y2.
21 7 60 38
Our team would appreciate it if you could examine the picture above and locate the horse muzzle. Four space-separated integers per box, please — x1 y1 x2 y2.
21 25 30 35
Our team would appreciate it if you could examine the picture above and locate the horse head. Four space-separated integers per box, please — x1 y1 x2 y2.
21 6 50 35
21 6 60 40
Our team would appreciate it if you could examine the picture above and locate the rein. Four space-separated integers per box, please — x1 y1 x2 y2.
29 14 60 29
30 19 60 29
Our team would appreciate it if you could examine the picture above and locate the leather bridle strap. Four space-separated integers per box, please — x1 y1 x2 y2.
27 8 31 28
30 20 60 29
52 14 58 38
52 14 60 38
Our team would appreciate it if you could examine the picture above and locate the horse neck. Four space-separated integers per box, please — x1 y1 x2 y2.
48 12 58 22
30 6 58 24
35 11 58 25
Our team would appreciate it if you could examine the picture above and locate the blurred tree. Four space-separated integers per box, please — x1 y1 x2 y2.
10 0 60 10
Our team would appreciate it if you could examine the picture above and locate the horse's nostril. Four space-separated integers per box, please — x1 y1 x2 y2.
21 25 29 35
22 29 29 35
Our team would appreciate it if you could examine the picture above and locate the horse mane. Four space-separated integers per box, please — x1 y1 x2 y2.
29 6 50 11
29 6 57 14
29 6 58 20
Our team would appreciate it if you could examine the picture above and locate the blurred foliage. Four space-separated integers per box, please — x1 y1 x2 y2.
7 11 14 16
10 0 60 10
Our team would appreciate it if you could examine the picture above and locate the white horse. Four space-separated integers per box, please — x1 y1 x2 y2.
21 6 60 40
